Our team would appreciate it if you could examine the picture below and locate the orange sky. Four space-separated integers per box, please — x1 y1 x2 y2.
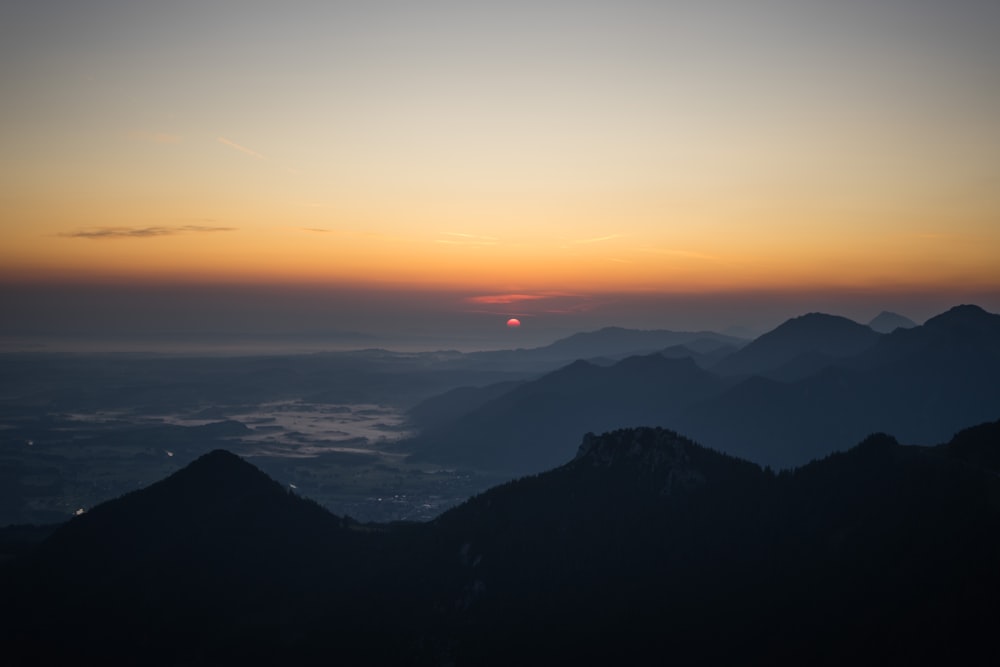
2 1 999 339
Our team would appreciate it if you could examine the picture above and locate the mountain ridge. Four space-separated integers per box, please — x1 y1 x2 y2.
5 420 1000 665
403 304 1000 471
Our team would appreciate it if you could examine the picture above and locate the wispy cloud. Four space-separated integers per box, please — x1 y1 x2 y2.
464 291 595 315
128 130 181 144
572 234 620 244
217 136 265 159
436 232 499 246
61 225 236 239
466 294 549 305
302 227 331 233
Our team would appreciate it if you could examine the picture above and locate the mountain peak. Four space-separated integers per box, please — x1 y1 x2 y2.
868 311 916 333
569 427 766 496
713 311 879 377
35 449 342 569
924 304 996 329
574 427 698 470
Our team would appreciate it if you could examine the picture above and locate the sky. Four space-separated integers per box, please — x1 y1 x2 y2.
2 1 999 350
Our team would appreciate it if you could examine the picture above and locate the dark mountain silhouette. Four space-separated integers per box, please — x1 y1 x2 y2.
2 450 425 665
868 309 916 333
405 354 727 474
711 311 881 378
855 303 1000 370
4 422 1000 665
33 449 344 564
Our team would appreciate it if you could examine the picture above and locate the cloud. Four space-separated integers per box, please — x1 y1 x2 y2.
466 294 549 305
302 227 331 233
463 291 595 316
217 136 265 159
61 225 236 239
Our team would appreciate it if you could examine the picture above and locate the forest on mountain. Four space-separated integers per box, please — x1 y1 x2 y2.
3 419 999 665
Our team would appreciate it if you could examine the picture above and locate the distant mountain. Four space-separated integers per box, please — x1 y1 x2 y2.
868 310 916 333
676 304 1000 466
461 326 746 372
407 379 525 430
660 338 742 368
405 354 727 474
6 423 1000 665
711 312 881 378
404 304 1000 471
533 326 744 359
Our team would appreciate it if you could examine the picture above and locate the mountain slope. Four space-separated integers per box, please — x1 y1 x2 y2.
3 450 417 666
428 424 1000 664
711 312 880 378
405 354 727 473
676 304 1000 467
4 423 1000 665
403 305 1000 472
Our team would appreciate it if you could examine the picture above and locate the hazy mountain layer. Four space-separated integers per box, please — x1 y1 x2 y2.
868 310 917 333
404 305 1000 471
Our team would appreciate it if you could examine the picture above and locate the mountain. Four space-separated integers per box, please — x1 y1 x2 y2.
402 305 1000 472
711 312 881 379
660 338 743 368
460 326 746 372
5 423 1000 665
675 305 1000 467
405 353 727 474
429 424 1000 664
868 310 917 333
407 379 526 430
2 450 419 666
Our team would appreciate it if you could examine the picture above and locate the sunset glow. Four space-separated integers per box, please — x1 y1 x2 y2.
2 1 999 346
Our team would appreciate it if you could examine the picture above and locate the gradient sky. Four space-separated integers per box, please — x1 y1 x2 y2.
2 1 999 349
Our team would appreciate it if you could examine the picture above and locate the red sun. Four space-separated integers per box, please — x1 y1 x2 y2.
506 318 521 328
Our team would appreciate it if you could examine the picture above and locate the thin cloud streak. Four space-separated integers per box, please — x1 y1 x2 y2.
466 294 549 305
61 225 236 239
217 136 265 159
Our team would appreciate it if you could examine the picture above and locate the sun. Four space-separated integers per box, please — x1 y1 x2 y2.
506 318 521 328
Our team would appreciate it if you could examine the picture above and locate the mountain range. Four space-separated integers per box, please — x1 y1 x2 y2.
3 419 1000 665
401 304 1000 472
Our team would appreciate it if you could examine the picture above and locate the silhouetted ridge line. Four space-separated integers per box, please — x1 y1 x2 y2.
924 303 995 328
713 311 880 378
6 421 1000 665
